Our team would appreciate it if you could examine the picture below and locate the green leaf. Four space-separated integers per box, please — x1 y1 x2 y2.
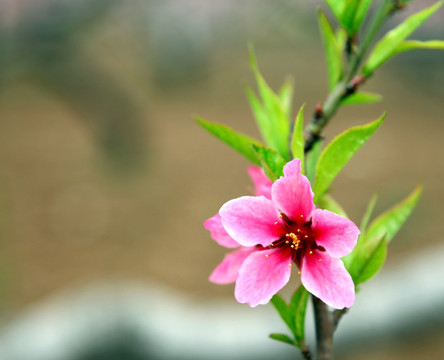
290 104 305 173
353 0 373 32
366 184 423 243
318 195 348 218
248 47 291 159
347 234 387 285
306 140 323 184
270 294 294 333
252 144 286 180
313 114 385 203
245 86 274 149
336 28 348 54
269 333 296 346
341 91 382 106
279 78 294 120
392 40 444 56
325 0 346 21
341 0 360 34
195 116 262 165
318 9 344 91
363 1 443 75
289 285 310 344
360 192 379 234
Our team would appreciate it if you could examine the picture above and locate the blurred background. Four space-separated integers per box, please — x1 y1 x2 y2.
0 0 443 359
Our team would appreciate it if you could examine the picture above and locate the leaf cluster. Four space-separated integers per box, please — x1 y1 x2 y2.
269 286 310 349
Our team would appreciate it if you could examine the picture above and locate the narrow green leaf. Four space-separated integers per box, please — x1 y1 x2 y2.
366 184 423 243
269 333 296 346
353 0 373 32
245 86 274 149
318 9 344 91
360 192 379 234
347 234 387 285
336 28 348 54
279 78 294 120
392 40 444 56
324 0 346 21
341 91 382 106
313 114 385 203
248 47 291 159
318 195 348 218
363 1 443 75
270 294 293 333
306 140 323 184
341 0 360 34
195 116 262 165
290 104 305 173
289 285 310 344
252 144 286 180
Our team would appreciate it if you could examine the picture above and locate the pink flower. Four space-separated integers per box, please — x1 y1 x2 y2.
208 159 359 309
204 166 272 284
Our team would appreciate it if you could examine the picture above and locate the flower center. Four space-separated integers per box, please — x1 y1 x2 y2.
270 212 323 268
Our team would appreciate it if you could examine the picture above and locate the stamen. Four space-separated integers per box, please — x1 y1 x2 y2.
319 259 322 262
265 254 269 258
288 263 292 267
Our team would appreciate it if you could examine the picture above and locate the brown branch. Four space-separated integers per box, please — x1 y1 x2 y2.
312 296 334 360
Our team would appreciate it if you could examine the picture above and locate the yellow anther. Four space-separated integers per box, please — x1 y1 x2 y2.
279 214 283 218
319 259 322 262
288 263 292 267
300 215 304 218
291 245 294 248
274 221 278 225
297 229 300 232
304 235 308 238
285 240 289 244
298 271 301 275
309 251 313 254
265 254 269 258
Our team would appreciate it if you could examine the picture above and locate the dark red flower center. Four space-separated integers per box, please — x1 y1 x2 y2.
269 212 325 268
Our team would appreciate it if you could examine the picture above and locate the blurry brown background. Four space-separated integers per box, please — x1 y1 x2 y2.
0 0 443 359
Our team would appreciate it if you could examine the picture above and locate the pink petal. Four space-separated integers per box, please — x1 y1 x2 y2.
282 158 302 177
247 166 272 199
271 160 315 221
209 247 258 284
311 209 360 258
204 214 240 249
301 250 355 309
235 248 292 307
220 196 284 247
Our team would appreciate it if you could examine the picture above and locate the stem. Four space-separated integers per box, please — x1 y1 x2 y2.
312 296 334 360
333 308 348 330
301 341 313 360
304 0 395 153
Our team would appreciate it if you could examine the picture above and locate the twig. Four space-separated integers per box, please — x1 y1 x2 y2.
312 296 334 360
304 0 398 153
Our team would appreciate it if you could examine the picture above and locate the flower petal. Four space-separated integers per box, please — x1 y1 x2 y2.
220 196 283 247
247 166 272 199
209 247 258 284
311 209 360 258
235 248 292 307
301 250 355 309
271 160 315 220
283 158 302 177
204 214 240 248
